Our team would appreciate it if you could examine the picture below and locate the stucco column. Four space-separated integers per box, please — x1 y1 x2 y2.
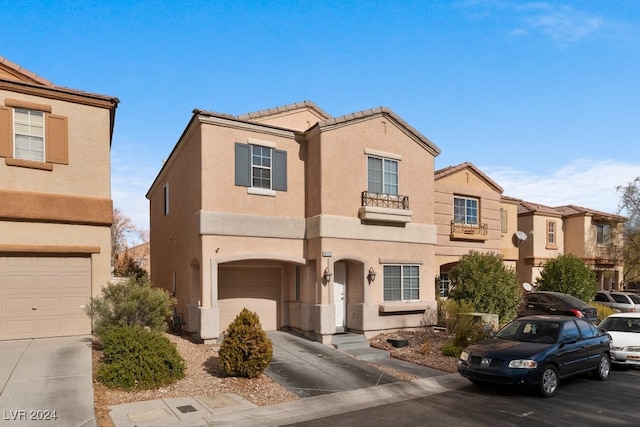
196 258 219 343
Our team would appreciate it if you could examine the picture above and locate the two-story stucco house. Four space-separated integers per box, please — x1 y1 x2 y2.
434 162 521 297
147 101 441 344
517 201 626 290
0 57 118 340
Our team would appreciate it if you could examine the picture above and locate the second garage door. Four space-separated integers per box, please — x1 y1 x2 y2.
0 256 91 340
218 266 281 332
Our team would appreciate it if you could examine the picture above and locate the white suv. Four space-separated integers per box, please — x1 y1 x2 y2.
594 291 640 313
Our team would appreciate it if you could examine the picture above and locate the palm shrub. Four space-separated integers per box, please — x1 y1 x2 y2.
85 276 175 339
593 302 618 324
440 299 493 357
535 254 598 302
218 308 273 378
97 325 185 390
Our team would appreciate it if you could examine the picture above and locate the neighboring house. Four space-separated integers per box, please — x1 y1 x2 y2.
0 57 118 340
147 101 441 344
517 202 626 290
114 241 151 276
434 162 521 298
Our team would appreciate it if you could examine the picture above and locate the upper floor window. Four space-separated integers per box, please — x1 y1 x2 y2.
383 265 419 301
596 224 611 245
453 196 478 225
163 183 169 216
235 142 287 193
547 220 556 247
368 156 398 195
0 101 68 166
500 209 508 233
14 108 45 162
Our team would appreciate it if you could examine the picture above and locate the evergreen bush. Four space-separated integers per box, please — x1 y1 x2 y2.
535 254 598 302
85 276 175 339
97 326 185 390
218 308 273 378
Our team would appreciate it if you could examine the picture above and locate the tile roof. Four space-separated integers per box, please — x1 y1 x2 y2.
236 100 332 122
0 55 54 87
315 106 441 156
435 162 503 193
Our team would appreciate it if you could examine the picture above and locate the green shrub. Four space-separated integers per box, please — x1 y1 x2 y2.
441 299 494 358
535 254 598 302
219 308 273 378
449 251 521 324
593 302 618 324
97 326 185 390
85 276 175 339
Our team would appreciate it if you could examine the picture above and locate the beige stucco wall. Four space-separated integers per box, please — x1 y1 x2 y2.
434 168 503 271
0 90 112 199
245 107 328 132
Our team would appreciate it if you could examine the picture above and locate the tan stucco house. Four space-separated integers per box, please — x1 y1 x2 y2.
147 101 442 343
517 202 626 290
0 57 118 340
434 162 521 297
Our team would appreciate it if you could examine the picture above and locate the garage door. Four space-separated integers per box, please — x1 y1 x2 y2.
0 256 91 340
218 267 281 332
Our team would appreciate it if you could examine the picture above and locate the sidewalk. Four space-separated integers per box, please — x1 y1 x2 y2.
107 373 468 426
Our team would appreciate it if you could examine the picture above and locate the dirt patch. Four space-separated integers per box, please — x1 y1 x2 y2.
93 328 458 426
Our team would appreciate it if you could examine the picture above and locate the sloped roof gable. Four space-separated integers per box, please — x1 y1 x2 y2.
0 56 54 87
435 162 503 193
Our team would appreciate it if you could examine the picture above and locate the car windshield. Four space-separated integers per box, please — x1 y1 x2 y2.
496 320 560 344
600 317 640 333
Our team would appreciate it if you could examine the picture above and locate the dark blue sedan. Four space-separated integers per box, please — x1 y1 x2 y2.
458 316 612 397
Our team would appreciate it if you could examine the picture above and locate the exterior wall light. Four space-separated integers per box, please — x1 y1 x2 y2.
323 267 332 282
367 267 377 284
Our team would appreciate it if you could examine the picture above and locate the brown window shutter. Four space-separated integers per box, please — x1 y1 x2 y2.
46 113 68 164
0 106 12 158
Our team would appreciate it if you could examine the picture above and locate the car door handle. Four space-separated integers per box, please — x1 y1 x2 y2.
550 308 557 311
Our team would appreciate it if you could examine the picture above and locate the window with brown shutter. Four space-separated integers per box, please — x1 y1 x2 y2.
0 101 69 166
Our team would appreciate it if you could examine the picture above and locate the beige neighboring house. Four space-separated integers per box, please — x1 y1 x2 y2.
114 241 151 276
0 57 118 340
517 202 626 290
147 101 442 344
434 162 521 298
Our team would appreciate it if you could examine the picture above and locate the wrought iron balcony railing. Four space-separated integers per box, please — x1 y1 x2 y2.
361 191 409 210
450 220 488 238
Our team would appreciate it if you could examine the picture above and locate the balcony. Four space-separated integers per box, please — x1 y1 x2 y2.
359 191 412 224
450 220 488 241
594 245 624 264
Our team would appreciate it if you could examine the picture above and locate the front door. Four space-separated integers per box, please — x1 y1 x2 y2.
333 262 346 332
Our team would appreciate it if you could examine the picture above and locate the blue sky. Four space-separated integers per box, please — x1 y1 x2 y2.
2 1 639 229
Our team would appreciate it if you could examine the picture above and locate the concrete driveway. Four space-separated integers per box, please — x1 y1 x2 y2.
0 336 95 427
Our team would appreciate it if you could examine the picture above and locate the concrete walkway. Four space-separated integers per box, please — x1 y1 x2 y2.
107 331 467 426
0 336 96 427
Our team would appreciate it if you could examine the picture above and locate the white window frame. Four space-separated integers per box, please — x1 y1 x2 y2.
13 108 45 162
383 264 420 302
453 196 479 225
439 272 450 298
367 155 399 196
596 224 611 245
251 144 272 190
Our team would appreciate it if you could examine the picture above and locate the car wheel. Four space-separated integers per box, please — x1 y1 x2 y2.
592 354 611 381
539 365 559 398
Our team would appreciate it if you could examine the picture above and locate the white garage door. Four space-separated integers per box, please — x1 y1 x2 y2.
0 256 91 340
218 267 281 332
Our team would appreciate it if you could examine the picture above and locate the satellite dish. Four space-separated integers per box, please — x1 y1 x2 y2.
522 282 533 292
515 231 528 242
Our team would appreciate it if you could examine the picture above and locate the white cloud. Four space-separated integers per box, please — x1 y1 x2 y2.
521 3 603 45
483 159 640 214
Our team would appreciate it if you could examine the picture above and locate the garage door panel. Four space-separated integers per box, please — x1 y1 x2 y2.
1 256 91 340
218 267 281 332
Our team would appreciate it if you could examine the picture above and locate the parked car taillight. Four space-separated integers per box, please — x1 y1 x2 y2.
570 309 584 318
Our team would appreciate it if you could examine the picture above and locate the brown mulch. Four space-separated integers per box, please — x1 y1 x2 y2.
93 328 457 426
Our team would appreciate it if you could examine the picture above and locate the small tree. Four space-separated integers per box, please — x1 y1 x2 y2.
218 308 273 378
535 254 597 302
449 250 521 324
85 276 175 339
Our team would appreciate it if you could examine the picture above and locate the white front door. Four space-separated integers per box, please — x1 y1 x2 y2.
333 262 346 330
